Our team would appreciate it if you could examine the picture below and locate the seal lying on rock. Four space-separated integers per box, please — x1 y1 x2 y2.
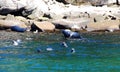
62 29 82 39
11 26 27 32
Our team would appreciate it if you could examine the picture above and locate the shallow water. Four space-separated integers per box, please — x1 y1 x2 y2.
0 32 120 72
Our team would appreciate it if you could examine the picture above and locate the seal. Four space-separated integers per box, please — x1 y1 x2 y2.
36 48 42 53
13 40 19 46
62 29 82 39
11 26 27 32
71 48 75 53
61 42 68 48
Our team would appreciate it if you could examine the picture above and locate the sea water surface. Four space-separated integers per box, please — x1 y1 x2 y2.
0 32 120 72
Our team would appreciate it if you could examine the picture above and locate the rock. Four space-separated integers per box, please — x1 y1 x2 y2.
0 14 27 29
23 0 49 19
31 21 55 32
86 20 120 32
56 0 69 4
0 20 27 28
65 0 120 6
15 16 30 26
91 12 118 23
0 15 6 19
0 0 27 14
52 18 92 31
15 16 27 22
27 8 44 20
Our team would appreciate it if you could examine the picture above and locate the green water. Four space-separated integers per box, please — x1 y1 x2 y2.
0 32 120 72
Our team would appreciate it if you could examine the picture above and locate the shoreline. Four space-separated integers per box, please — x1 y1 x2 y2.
1 30 120 41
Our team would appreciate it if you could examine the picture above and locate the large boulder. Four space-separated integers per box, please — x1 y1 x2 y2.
0 14 27 29
31 21 55 32
86 20 120 32
0 0 27 14
0 20 27 28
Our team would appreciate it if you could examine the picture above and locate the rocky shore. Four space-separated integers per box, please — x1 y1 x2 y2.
0 0 120 40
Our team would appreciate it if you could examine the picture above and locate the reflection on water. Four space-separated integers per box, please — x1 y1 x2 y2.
0 32 120 72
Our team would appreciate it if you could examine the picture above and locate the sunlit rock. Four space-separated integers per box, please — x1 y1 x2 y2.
31 21 55 32
0 14 27 30
86 20 120 32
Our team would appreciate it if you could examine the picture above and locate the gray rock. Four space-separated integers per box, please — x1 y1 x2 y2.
0 0 26 14
52 18 92 31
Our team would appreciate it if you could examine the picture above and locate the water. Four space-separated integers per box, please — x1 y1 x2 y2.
0 32 120 72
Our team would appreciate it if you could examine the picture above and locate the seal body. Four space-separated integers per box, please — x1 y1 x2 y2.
11 26 27 32
62 29 82 39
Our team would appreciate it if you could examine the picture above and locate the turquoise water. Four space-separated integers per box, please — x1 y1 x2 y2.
0 32 120 72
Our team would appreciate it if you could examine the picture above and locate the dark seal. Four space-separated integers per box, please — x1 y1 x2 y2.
62 29 82 39
11 26 27 32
